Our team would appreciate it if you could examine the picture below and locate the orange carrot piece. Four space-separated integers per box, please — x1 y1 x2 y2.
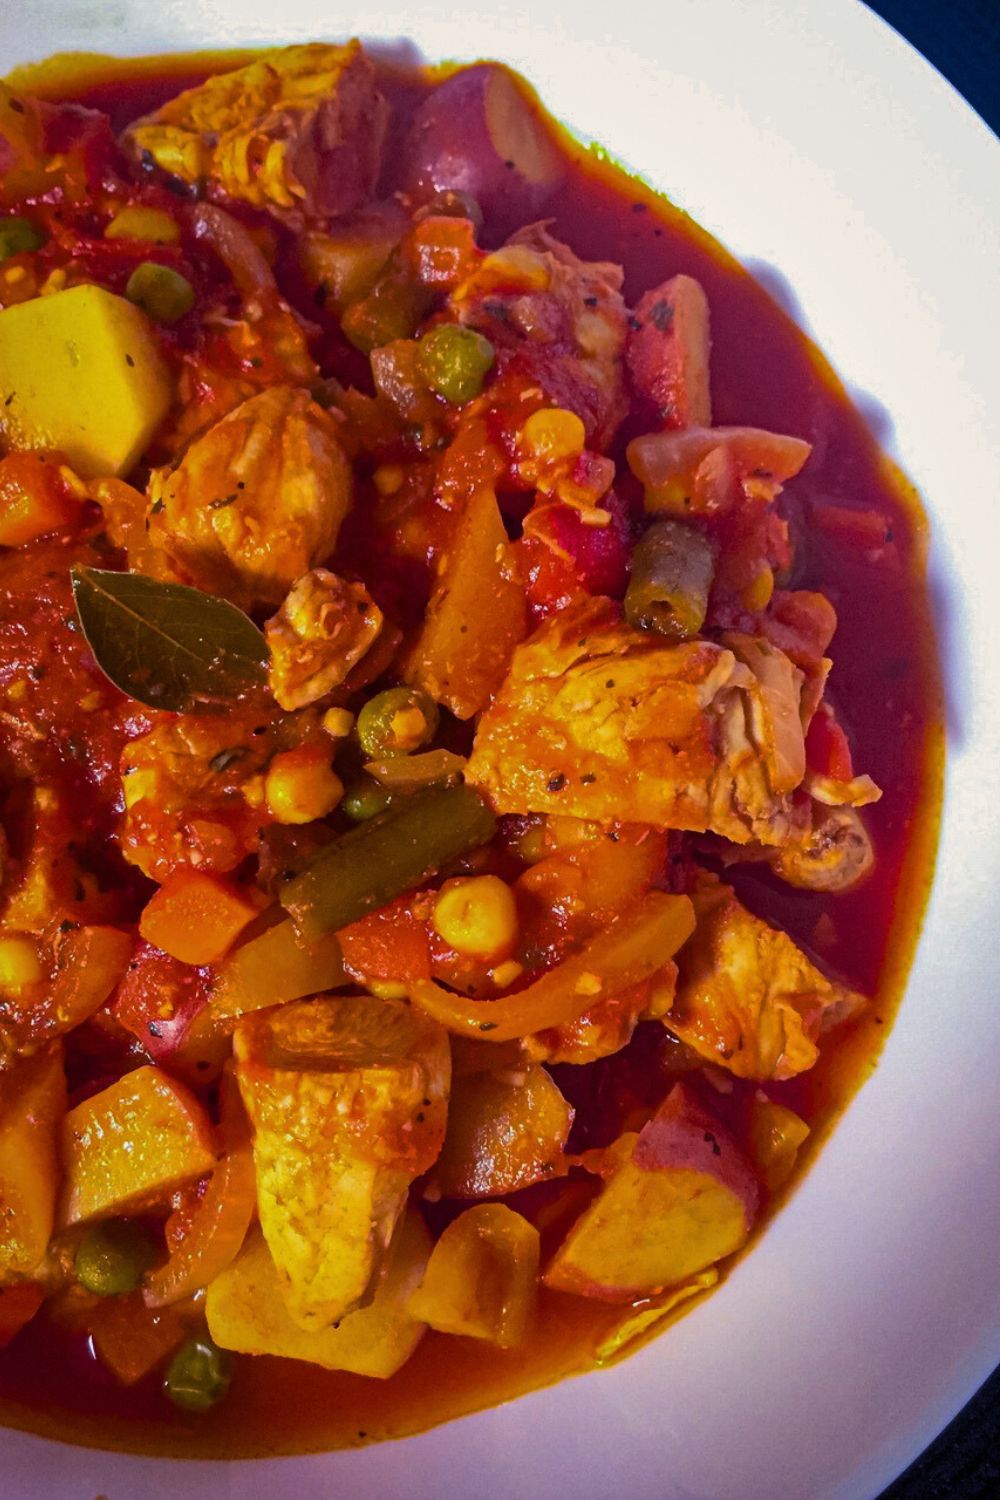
139 871 262 966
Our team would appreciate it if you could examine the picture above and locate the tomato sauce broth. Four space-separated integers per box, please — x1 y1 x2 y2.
0 50 942 1457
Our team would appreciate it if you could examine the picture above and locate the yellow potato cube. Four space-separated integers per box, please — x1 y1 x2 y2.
408 1203 539 1348
206 1210 431 1378
0 1043 66 1275
60 1064 216 1225
0 285 173 478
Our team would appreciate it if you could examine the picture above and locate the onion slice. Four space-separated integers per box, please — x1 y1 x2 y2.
143 1072 256 1308
409 891 695 1044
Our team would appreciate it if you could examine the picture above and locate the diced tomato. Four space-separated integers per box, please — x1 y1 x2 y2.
338 895 433 983
112 939 212 1059
806 703 854 782
515 490 631 619
760 589 838 665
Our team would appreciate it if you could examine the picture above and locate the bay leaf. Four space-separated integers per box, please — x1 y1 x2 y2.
71 566 267 713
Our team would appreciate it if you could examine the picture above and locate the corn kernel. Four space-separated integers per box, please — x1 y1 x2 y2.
743 566 774 613
321 707 355 739
372 464 404 497
433 875 518 961
104 205 181 246
574 970 603 998
0 934 44 992
265 747 343 825
520 408 586 464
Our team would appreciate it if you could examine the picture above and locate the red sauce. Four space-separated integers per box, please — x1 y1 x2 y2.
0 50 942 1457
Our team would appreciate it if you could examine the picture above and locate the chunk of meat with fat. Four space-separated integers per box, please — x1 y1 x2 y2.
234 995 449 1331
266 569 383 711
668 880 866 1080
146 386 352 610
466 596 809 846
123 42 387 222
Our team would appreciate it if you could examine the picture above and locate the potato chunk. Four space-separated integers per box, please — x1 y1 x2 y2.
544 1084 758 1302
234 996 449 1331
433 1062 572 1199
669 880 865 1080
405 487 527 720
0 1044 66 1274
409 1204 539 1348
60 1065 216 1226
146 386 352 610
0 286 173 478
206 1209 431 1377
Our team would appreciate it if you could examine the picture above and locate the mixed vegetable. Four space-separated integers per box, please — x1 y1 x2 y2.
0 41 911 1431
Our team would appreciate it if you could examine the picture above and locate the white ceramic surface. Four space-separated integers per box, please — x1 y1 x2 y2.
2 2 1000 1496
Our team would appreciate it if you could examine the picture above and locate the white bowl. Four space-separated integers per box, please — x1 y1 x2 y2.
3 3 1000 1496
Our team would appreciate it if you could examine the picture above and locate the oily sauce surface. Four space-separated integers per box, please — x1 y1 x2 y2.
0 51 942 1457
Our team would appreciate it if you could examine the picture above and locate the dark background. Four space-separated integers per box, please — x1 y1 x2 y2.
863 2 999 1496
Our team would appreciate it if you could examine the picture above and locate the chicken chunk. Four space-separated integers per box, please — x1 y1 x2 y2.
124 42 387 223
465 597 809 846
668 880 865 1080
450 224 629 447
146 387 352 610
266 569 383 711
207 1210 431 1377
234 995 449 1331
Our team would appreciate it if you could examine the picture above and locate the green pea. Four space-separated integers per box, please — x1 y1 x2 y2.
164 1335 233 1413
0 216 44 262
342 776 394 822
417 323 495 405
356 686 439 760
125 261 195 325
75 1219 158 1297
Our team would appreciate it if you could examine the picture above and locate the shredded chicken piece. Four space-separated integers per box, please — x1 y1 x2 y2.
668 880 865 1080
266 569 383 711
146 386 352 610
465 597 809 846
124 42 387 222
